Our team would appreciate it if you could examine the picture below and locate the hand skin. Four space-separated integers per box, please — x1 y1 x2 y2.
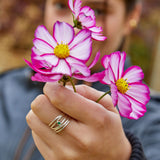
26 82 131 160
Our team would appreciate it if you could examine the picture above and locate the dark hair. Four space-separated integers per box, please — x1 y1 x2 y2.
125 0 140 13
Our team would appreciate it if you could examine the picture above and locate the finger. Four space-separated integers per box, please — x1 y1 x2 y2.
28 112 81 160
26 110 66 149
31 94 69 124
31 94 83 136
44 82 109 124
75 85 118 113
32 132 79 160
32 131 54 160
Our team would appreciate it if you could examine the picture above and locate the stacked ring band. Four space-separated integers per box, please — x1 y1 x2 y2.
49 115 70 133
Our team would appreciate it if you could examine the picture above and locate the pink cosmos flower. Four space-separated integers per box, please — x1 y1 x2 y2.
25 21 100 82
101 51 150 119
68 0 106 41
73 51 105 82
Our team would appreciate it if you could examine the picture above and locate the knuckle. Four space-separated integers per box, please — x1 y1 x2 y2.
43 83 64 102
76 84 89 96
46 152 57 160
80 84 88 90
107 94 112 101
78 134 95 151
26 110 33 125
106 94 116 109
80 84 89 94
31 94 45 111
64 151 78 160
43 82 51 95
94 111 108 130
57 150 76 160
105 94 113 104
50 86 66 105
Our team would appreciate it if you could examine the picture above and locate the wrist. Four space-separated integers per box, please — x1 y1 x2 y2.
113 133 132 160
118 136 132 160
121 136 132 160
107 133 132 160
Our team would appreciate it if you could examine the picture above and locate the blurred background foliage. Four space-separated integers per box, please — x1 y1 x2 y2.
0 0 45 72
128 0 160 88
0 0 160 89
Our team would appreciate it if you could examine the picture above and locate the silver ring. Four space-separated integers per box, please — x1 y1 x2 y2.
48 115 70 133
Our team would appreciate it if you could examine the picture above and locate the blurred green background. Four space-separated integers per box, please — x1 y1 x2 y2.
129 0 160 87
0 0 160 90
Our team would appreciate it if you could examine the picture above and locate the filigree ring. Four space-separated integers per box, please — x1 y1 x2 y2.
48 115 70 133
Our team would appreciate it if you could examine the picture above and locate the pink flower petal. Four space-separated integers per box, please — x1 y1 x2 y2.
110 83 118 106
123 66 144 83
51 59 72 76
117 92 132 118
68 0 74 12
73 0 82 18
66 57 90 76
101 69 111 85
69 29 91 49
80 6 95 20
129 109 146 120
101 52 124 83
35 25 57 48
118 52 126 79
88 51 100 69
101 55 110 69
109 51 121 80
32 73 62 82
69 36 92 61
24 60 53 75
53 21 75 44
31 47 50 68
32 47 43 56
41 54 59 66
89 26 103 33
101 64 116 84
74 71 105 82
126 82 150 105
79 13 95 28
107 65 116 83
66 56 84 65
126 95 147 119
71 63 90 76
33 38 53 53
91 32 107 41
31 51 48 69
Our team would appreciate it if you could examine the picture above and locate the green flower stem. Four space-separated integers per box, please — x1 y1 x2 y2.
63 81 66 87
96 90 111 103
68 77 76 93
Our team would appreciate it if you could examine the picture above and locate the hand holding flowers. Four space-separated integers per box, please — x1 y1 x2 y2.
25 0 150 120
27 83 132 160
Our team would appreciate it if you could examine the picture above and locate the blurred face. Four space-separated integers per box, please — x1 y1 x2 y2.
44 0 130 70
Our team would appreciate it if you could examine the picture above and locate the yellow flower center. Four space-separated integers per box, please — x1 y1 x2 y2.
54 44 70 59
116 78 129 94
